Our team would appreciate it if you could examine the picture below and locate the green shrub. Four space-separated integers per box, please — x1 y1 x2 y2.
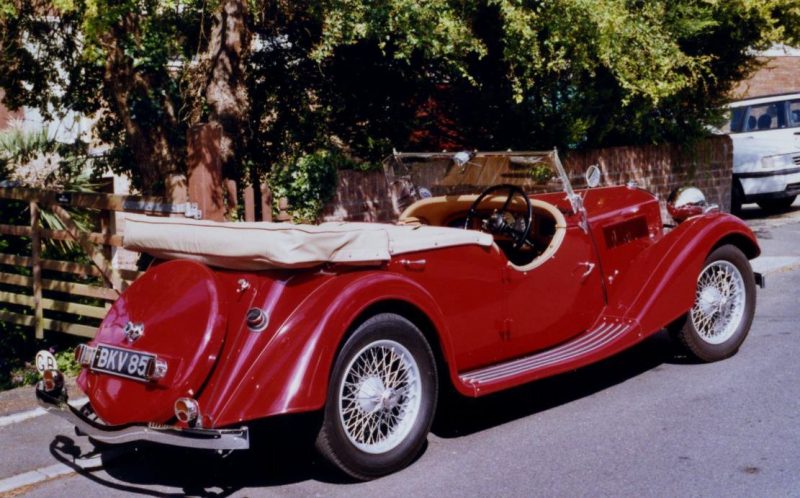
269 150 343 223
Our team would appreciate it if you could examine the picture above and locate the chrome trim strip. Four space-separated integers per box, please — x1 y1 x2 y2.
461 319 632 385
35 387 249 451
734 166 800 179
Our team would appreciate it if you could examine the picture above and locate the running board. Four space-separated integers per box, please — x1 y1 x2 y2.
459 316 639 395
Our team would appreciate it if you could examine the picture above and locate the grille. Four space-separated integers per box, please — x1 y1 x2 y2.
794 155 800 166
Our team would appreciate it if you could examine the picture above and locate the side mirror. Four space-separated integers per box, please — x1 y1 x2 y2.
585 164 602 188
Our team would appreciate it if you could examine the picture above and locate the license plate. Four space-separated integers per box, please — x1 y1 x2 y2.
90 344 156 382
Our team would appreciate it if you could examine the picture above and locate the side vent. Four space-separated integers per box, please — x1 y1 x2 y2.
603 217 648 249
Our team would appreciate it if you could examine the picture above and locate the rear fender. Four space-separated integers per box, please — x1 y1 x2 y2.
609 213 759 334
210 270 453 427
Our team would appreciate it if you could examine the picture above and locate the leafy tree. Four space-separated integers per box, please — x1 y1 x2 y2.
0 0 798 199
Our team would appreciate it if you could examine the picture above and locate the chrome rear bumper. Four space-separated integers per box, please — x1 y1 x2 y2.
35 383 249 451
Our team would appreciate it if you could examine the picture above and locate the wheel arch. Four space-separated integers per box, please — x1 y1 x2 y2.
611 213 759 335
342 300 453 394
711 232 760 260
209 271 456 426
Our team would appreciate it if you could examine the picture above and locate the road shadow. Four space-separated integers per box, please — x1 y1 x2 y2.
48 412 354 496
46 330 690 494
737 203 799 221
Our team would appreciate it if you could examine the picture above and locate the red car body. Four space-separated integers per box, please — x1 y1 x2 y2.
38 151 760 479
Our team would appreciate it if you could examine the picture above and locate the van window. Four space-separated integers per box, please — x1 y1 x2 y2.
748 102 787 131
726 107 746 133
789 100 800 127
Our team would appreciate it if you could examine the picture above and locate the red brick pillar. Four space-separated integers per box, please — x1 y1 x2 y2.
187 123 226 221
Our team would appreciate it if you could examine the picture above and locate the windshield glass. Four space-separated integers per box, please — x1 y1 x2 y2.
385 150 578 200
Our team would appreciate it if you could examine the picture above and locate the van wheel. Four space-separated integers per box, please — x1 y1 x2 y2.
730 179 744 215
669 245 755 362
316 314 438 480
757 195 796 212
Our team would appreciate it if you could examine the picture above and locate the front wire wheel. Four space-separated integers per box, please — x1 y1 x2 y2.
690 260 746 345
671 245 756 362
317 314 438 480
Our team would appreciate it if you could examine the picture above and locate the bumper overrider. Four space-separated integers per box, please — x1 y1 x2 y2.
35 371 249 451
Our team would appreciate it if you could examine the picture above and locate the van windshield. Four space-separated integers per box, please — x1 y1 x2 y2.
790 100 800 126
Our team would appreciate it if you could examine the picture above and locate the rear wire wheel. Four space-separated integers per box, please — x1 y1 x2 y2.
316 313 438 480
670 245 756 362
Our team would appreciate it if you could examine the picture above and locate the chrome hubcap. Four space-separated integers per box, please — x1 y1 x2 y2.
691 261 746 345
339 340 421 454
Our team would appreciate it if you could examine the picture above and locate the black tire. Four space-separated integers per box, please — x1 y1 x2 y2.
757 195 796 212
730 179 744 216
316 313 438 480
669 245 756 362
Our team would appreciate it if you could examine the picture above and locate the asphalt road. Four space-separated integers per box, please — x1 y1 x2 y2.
2 203 799 497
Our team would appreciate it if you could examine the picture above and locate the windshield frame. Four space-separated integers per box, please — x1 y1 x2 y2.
385 149 581 213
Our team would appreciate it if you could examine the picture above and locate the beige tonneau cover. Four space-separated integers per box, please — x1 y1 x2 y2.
123 215 493 270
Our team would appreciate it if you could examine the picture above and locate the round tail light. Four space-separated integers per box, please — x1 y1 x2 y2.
174 397 199 423
42 369 64 392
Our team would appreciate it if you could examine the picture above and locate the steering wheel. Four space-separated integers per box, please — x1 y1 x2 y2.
464 184 533 249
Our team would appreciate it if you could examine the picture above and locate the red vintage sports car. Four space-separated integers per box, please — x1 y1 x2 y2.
36 150 761 480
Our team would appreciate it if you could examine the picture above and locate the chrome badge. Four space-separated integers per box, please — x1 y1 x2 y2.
123 321 145 342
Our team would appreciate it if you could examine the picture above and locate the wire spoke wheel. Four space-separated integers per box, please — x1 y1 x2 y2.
317 313 437 480
691 260 746 345
669 245 756 363
339 340 422 454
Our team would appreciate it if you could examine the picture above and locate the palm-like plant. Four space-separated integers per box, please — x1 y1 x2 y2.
0 125 97 254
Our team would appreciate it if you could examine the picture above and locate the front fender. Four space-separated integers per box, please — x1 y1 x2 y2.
210 270 451 427
609 213 759 334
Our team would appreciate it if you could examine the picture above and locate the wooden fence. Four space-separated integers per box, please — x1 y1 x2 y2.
0 187 189 339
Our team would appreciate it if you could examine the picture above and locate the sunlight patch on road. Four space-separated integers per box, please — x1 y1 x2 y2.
0 463 74 494
0 397 88 428
751 256 800 275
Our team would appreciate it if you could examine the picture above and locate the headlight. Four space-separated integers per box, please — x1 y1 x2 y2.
667 186 716 223
761 154 793 170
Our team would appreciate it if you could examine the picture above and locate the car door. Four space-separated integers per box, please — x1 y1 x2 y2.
502 212 605 359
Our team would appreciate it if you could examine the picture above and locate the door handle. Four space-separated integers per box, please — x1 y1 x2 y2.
399 259 427 271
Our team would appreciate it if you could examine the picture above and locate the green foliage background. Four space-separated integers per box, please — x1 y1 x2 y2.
2 1 798 183
0 0 798 213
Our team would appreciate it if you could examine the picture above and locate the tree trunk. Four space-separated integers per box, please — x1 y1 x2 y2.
204 0 251 198
102 15 182 198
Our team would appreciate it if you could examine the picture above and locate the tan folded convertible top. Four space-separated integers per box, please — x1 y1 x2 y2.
123 215 494 270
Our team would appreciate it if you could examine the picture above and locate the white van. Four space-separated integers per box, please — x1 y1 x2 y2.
723 92 800 213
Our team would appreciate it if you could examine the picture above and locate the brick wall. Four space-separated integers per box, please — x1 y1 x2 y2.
733 56 800 99
321 136 734 222
563 135 733 219
321 169 396 222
